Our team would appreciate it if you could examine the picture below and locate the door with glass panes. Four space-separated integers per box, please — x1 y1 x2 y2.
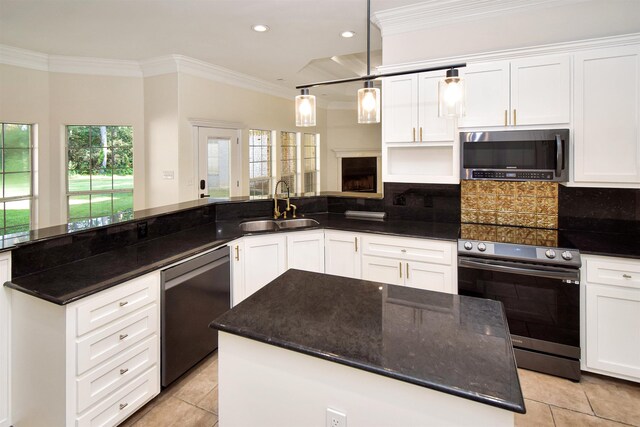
198 127 242 198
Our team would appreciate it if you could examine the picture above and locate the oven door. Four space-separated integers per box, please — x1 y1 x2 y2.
458 256 580 359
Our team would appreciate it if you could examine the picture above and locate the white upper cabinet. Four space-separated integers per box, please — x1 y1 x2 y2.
459 56 570 128
383 71 454 143
573 45 640 185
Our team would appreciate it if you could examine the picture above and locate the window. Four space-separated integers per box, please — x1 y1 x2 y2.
0 123 32 236
280 131 297 193
66 126 133 221
249 129 273 196
303 133 320 193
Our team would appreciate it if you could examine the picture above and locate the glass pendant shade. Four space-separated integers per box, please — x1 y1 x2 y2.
438 68 465 117
357 81 380 124
295 88 316 127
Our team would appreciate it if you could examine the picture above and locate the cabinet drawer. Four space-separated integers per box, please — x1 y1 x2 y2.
361 235 454 265
586 257 640 289
76 273 159 337
76 365 159 427
76 304 158 375
76 335 158 413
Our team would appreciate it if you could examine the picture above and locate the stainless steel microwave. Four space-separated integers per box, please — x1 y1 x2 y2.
460 129 569 182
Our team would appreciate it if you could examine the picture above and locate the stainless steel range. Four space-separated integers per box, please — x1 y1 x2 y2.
457 231 582 381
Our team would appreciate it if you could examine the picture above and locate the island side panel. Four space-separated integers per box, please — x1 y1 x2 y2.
218 332 514 427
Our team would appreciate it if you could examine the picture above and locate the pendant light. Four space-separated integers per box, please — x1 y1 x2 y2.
295 88 316 127
439 68 465 117
294 0 467 125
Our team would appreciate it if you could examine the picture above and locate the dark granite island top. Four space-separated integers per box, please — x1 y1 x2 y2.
211 269 525 414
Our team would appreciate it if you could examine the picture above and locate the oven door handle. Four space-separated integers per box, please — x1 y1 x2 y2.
458 257 580 281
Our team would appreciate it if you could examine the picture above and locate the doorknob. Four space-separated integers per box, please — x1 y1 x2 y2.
200 194 207 198
200 180 205 190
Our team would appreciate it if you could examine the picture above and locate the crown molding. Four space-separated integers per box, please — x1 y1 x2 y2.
48 55 142 77
378 32 640 74
372 0 589 37
0 45 49 71
139 55 179 77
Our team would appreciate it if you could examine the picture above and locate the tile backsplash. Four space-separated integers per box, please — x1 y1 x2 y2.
461 180 559 229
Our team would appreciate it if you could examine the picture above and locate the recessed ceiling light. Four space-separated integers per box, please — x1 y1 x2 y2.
341 31 356 38
252 24 270 32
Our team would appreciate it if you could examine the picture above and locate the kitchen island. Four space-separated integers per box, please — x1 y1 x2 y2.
210 269 525 426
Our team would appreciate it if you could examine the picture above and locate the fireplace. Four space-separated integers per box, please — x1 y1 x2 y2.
342 157 377 193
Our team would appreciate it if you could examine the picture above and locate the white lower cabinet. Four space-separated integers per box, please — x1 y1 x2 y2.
361 234 457 294
324 230 361 279
287 230 325 273
242 234 287 301
582 255 640 382
10 271 161 427
229 238 244 307
0 253 10 427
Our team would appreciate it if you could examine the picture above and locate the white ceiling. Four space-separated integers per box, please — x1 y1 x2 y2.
0 0 420 101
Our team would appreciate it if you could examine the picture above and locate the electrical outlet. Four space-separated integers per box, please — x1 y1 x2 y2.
326 408 346 427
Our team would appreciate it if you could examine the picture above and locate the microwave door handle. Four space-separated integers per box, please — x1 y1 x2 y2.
556 134 563 177
458 257 579 281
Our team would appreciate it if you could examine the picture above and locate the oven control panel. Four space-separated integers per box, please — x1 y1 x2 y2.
458 240 582 268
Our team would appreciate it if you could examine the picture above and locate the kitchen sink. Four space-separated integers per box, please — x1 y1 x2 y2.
238 218 319 233
238 220 279 232
276 218 319 229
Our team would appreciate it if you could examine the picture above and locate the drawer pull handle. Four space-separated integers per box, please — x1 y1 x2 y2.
119 301 128 307
406 262 409 279
235 245 239 261
401 249 407 253
399 262 402 278
119 403 128 410
623 274 632 279
119 334 128 340
120 368 129 375
354 237 358 253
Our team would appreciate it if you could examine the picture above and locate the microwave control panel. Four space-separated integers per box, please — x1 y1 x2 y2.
471 170 554 180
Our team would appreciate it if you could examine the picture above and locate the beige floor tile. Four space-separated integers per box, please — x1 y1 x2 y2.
172 355 219 405
515 399 554 427
119 399 156 427
552 406 630 427
582 377 640 426
518 368 593 414
131 396 218 427
196 385 219 414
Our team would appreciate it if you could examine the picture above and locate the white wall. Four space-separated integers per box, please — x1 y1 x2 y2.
324 108 381 192
382 0 640 65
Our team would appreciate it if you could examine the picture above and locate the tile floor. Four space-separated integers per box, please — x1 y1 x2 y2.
122 351 640 427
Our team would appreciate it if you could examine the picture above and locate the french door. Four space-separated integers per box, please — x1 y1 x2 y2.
197 127 242 198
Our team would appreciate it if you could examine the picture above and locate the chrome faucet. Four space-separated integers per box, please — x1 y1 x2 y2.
273 179 293 219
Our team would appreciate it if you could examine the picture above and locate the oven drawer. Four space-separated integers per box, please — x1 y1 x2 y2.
586 257 640 289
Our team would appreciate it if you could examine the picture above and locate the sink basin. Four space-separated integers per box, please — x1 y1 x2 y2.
276 218 319 229
238 218 319 233
238 220 279 233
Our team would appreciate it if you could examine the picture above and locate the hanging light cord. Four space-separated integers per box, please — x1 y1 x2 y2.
296 0 465 90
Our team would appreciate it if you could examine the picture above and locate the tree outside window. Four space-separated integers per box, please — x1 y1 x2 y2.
0 123 32 237
67 125 133 221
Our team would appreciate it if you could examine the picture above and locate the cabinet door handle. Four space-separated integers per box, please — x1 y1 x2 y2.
399 262 402 278
406 262 409 279
504 110 508 126
419 127 423 141
119 403 128 410
119 301 128 307
354 237 358 252
623 274 632 279
119 334 128 341
513 109 517 126
412 127 416 142
235 245 239 261
120 368 129 375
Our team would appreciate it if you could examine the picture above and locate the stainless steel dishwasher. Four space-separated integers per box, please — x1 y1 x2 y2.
161 245 230 387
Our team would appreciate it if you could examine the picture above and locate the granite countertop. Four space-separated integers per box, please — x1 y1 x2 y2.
216 212 461 242
210 269 526 414
559 229 640 259
6 222 231 305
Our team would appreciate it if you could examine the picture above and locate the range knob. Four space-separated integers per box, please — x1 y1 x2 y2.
545 249 557 259
464 241 473 250
477 242 487 252
561 251 573 261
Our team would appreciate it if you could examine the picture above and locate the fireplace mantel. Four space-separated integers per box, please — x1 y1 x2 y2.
332 148 382 159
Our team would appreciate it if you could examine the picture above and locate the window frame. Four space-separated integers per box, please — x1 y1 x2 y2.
0 122 34 235
279 130 299 194
302 132 320 194
248 129 275 197
65 125 134 221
